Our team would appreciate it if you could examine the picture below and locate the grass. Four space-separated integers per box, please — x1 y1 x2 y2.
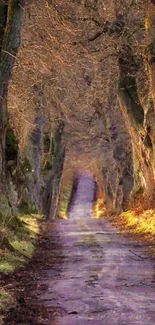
0 213 44 273
94 195 155 244
0 288 16 324
0 288 16 310
0 250 25 273
117 209 155 239
0 211 45 324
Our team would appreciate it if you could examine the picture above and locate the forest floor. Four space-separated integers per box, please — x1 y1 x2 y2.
1 174 155 325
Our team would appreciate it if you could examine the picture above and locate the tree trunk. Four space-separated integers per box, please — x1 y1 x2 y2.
0 0 26 193
118 47 155 196
145 5 155 110
42 121 65 219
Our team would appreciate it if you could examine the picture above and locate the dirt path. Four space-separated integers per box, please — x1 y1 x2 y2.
4 174 155 325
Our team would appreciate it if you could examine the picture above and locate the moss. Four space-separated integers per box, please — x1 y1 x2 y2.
59 179 74 219
0 288 16 312
10 239 35 258
0 194 24 231
0 195 11 220
0 213 44 273
0 251 25 272
18 202 38 215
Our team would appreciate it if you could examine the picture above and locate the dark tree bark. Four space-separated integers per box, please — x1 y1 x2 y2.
0 2 8 50
0 0 28 192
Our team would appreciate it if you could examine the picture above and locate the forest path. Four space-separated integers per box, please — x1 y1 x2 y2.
38 174 155 325
4 174 155 325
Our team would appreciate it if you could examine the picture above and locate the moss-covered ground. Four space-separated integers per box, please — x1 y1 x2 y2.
0 289 15 325
0 212 44 323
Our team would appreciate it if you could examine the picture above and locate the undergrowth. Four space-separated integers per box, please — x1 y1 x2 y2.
0 213 44 273
94 194 155 242
0 289 16 325
0 210 44 322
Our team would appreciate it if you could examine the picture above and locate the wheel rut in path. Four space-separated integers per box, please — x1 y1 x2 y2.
4 173 155 325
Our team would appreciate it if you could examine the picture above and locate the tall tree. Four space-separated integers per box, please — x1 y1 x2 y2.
0 0 30 192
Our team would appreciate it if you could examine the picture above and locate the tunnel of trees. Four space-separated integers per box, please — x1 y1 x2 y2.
0 0 155 236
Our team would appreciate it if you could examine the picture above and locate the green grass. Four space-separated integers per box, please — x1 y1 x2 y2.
0 213 44 273
0 251 25 273
10 240 35 258
0 211 45 324
0 288 16 323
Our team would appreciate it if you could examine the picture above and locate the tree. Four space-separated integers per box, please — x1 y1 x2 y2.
6 0 153 215
0 0 30 193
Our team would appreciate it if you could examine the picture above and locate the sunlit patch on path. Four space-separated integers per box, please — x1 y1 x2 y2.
38 174 155 325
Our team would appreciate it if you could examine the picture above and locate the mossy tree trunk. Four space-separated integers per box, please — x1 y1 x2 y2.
42 120 65 219
0 0 28 193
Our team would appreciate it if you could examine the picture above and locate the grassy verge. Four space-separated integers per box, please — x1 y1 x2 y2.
94 197 155 243
0 212 44 323
113 209 155 241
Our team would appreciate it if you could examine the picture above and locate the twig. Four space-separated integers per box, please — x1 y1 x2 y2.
129 249 147 259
